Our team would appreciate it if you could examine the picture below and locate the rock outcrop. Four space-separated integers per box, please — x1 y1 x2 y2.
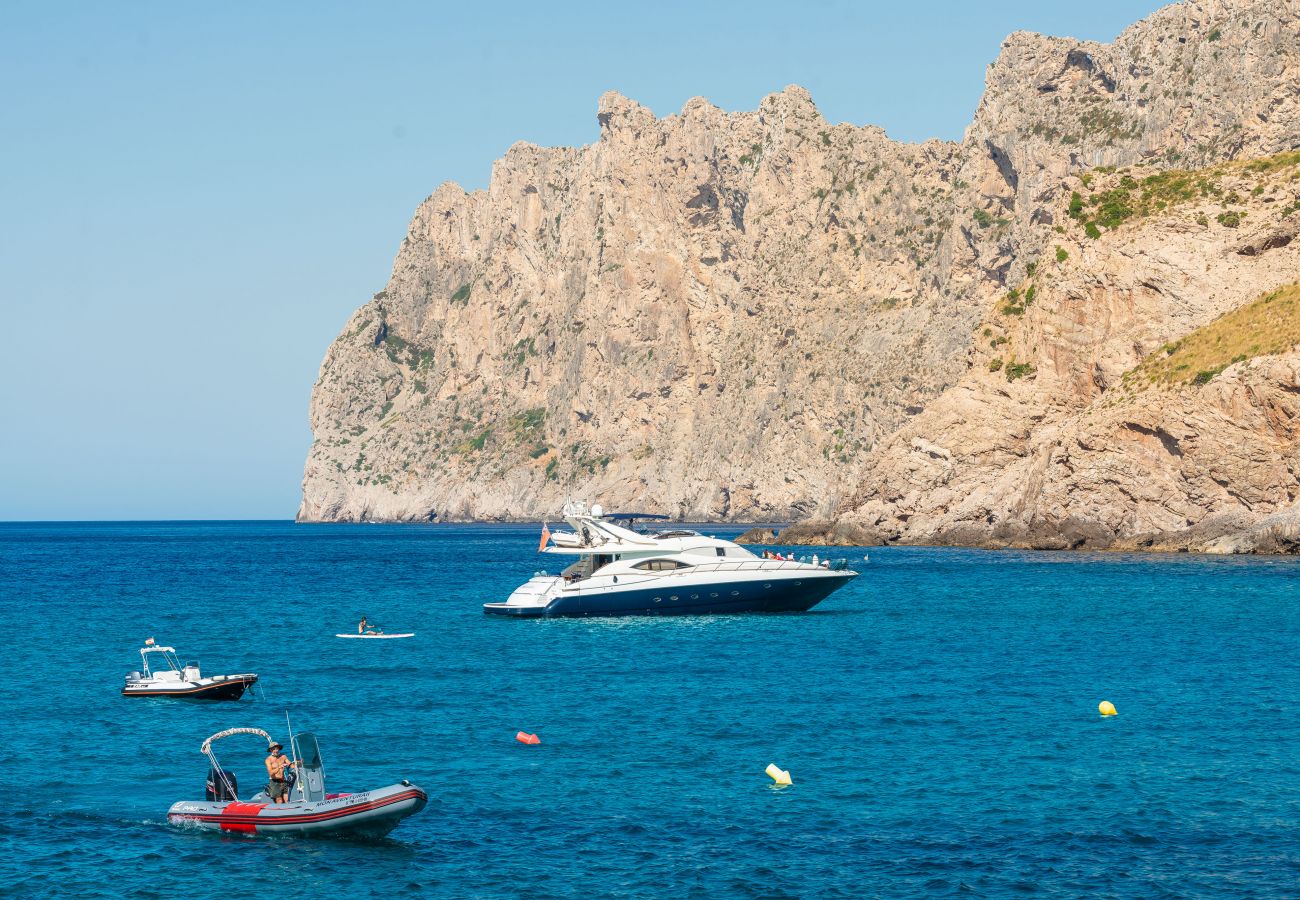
301 0 1300 552
831 169 1300 552
734 526 779 545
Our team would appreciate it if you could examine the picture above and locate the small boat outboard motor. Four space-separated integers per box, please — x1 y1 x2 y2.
206 768 238 801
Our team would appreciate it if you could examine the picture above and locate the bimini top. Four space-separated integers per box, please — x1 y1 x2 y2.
201 727 274 754
549 514 659 553
137 643 185 676
544 503 737 558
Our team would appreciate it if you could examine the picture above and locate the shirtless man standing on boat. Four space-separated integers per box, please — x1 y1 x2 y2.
265 742 297 804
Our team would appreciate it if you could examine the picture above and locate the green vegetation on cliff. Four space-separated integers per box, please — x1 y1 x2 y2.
1070 149 1300 238
1127 284 1300 386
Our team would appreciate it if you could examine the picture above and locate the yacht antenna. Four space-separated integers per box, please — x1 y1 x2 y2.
284 710 303 802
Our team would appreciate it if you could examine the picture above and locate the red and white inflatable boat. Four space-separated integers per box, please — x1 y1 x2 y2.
167 727 426 838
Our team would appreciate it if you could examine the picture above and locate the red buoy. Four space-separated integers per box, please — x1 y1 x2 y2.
515 731 541 745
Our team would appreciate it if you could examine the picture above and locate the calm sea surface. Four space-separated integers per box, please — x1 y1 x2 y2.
1 521 1297 897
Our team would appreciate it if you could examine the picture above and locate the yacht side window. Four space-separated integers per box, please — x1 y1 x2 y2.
633 559 691 571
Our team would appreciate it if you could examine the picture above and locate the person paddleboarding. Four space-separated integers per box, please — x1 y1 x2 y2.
337 617 412 639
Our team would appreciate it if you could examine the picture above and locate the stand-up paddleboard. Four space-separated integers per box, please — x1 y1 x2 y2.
335 633 414 639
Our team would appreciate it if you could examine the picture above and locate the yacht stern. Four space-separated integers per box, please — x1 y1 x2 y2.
483 575 562 617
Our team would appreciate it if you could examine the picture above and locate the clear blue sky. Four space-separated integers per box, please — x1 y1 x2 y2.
0 0 1164 520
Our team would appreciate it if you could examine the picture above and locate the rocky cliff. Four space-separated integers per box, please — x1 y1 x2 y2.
300 87 973 522
802 163 1300 552
301 0 1300 550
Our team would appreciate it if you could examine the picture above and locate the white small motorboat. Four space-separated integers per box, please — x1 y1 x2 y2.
167 727 426 838
122 641 257 701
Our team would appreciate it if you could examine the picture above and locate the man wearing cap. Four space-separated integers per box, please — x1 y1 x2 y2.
265 741 297 804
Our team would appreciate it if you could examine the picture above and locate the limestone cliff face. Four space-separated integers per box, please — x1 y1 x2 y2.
963 0 1300 286
830 163 1300 552
301 88 974 522
301 0 1300 542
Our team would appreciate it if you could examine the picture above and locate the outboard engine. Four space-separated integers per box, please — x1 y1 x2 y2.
206 768 238 801
124 671 141 683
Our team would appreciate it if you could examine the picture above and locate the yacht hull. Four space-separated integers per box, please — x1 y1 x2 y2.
485 571 855 618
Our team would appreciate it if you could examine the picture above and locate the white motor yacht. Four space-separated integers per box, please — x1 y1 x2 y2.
484 502 858 617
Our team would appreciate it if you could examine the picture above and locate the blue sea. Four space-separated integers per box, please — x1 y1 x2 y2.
1 521 1297 897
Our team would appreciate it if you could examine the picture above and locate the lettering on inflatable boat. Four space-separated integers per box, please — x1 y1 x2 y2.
319 791 371 809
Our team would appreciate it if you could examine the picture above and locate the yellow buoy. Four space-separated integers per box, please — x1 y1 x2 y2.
765 763 792 786
1098 700 1117 717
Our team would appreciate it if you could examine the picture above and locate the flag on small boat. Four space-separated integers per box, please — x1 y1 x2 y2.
538 521 551 552
145 637 155 646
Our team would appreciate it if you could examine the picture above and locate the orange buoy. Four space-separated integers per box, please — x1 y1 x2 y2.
516 731 541 745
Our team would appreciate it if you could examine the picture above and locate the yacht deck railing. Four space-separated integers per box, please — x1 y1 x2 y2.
667 559 851 574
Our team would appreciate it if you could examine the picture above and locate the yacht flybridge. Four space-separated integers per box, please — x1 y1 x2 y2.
484 502 857 617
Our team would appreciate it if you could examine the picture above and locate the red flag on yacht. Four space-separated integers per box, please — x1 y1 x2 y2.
538 521 551 552
145 637 155 646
